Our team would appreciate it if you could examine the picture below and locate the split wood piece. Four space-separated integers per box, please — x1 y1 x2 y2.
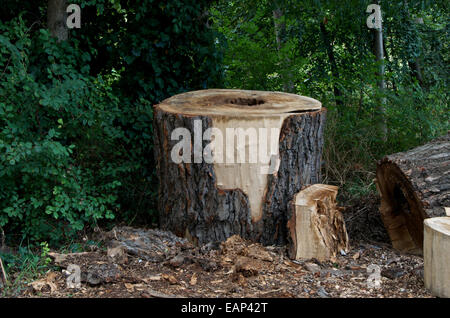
287 184 349 261
376 134 449 253
154 89 326 245
424 217 450 298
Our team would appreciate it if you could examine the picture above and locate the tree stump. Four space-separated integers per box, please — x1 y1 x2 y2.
0 256 7 287
376 134 450 253
287 184 349 261
424 217 450 298
153 89 326 245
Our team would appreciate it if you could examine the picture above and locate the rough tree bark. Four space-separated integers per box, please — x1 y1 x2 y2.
287 184 349 261
154 89 326 246
424 217 450 298
47 0 68 42
376 134 450 253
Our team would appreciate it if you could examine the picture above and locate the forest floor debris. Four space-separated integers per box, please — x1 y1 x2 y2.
8 226 433 298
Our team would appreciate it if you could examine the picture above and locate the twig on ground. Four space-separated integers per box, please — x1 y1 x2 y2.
146 288 182 298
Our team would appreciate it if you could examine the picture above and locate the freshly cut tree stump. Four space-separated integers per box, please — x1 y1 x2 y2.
286 184 349 261
376 134 450 253
154 89 326 245
424 217 450 298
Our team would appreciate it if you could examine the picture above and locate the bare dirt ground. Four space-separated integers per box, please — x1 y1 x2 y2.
3 196 432 298
19 228 431 298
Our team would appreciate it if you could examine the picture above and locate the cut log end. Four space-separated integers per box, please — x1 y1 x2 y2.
156 89 322 117
287 184 349 261
376 163 426 254
424 217 450 298
376 134 450 253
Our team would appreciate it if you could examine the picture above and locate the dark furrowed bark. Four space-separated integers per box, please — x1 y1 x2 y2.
154 106 326 246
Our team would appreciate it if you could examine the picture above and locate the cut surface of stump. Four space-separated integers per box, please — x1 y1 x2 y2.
376 134 450 253
287 184 349 261
424 217 450 298
154 89 326 245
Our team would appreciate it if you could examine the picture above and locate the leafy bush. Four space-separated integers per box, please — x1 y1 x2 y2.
0 1 223 245
66 0 224 221
0 17 121 243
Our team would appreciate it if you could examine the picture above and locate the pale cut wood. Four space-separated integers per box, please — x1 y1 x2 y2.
154 89 326 245
286 184 349 261
424 217 450 298
376 134 450 253
157 89 321 117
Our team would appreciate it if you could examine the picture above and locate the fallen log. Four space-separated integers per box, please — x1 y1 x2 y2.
424 217 450 298
376 134 450 253
154 89 326 245
287 184 349 261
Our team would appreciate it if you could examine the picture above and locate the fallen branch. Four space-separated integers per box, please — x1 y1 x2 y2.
0 256 7 286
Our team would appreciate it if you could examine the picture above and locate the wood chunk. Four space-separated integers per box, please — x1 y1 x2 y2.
107 245 128 264
234 256 260 277
287 184 349 261
424 217 450 298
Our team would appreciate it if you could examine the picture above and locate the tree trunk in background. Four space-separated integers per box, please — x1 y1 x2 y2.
273 8 294 93
408 60 424 87
154 89 326 246
319 19 343 111
47 0 68 41
372 15 387 142
376 134 450 254
408 17 425 88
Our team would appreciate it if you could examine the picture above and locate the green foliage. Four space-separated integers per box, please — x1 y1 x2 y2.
0 17 121 243
0 1 223 244
68 0 224 220
212 0 449 200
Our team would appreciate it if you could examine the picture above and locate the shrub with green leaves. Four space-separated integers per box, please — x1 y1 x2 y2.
0 0 223 245
0 17 123 243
